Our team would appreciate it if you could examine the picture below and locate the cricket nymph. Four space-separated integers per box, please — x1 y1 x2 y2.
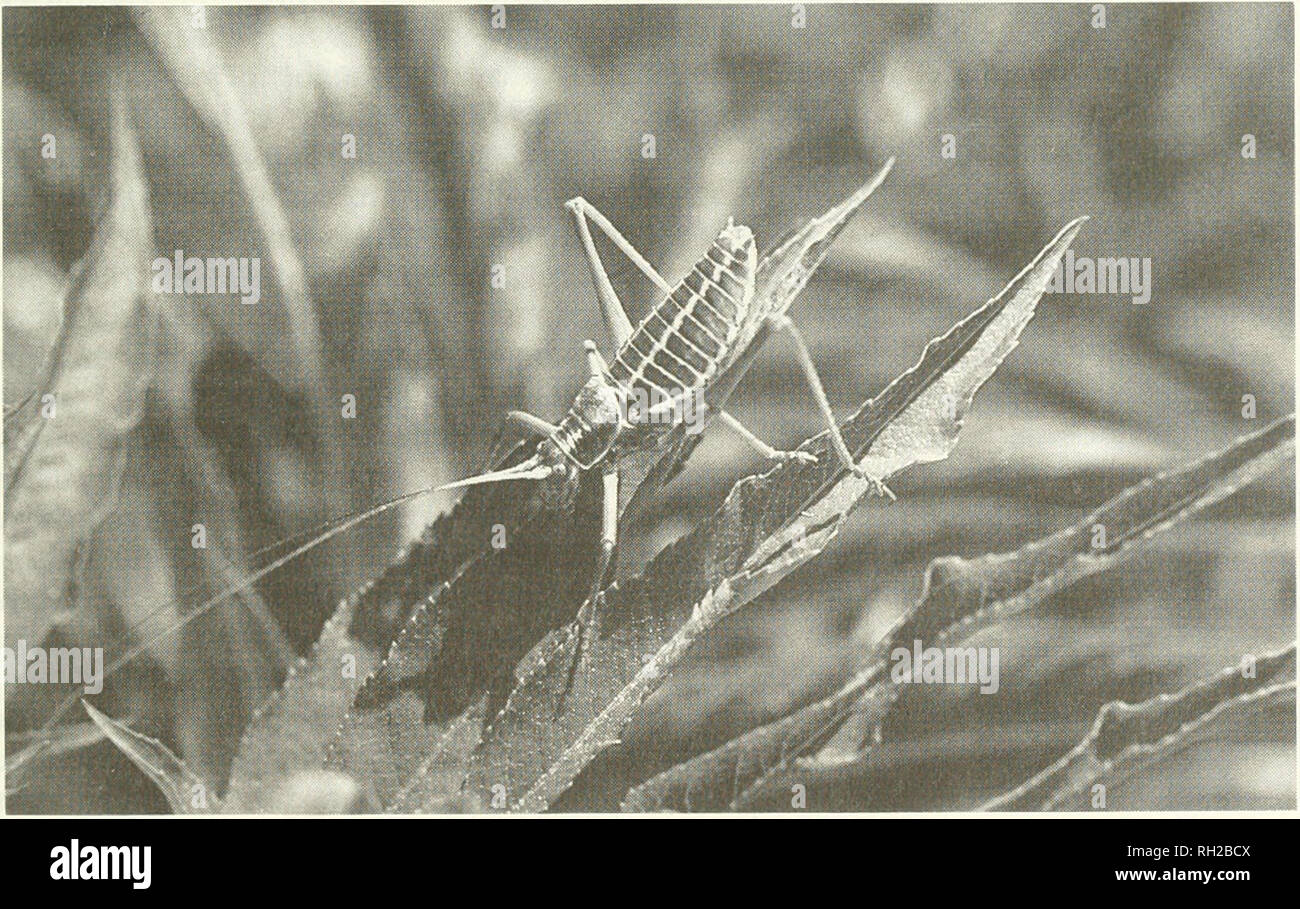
439 169 898 673
443 220 758 492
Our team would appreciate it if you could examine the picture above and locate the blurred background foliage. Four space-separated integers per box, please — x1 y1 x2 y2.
3 4 1293 812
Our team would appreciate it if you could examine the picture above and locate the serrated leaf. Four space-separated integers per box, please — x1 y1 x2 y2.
4 97 153 660
980 644 1296 811
385 699 489 813
629 414 1294 811
466 216 1087 812
339 436 545 649
82 701 218 814
323 172 898 809
325 444 603 806
222 597 380 812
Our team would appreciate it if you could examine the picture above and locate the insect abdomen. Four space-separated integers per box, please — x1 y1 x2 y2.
610 222 756 402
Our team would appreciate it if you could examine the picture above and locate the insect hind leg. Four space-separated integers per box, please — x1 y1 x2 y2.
566 196 674 295
568 199 635 348
771 314 895 500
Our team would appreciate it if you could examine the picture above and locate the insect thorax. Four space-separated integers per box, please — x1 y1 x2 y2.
545 375 624 471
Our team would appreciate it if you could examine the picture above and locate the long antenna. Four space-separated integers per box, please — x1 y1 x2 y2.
18 483 447 753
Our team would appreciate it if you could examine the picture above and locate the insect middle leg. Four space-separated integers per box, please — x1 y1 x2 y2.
579 342 619 610
716 411 817 465
559 461 618 715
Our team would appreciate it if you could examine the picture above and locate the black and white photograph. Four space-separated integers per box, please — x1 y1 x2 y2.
1 1 1294 837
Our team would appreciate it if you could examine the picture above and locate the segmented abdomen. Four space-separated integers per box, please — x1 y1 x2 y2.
610 222 756 402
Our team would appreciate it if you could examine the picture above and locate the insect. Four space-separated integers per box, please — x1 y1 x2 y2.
439 179 897 647
344 162 898 723
16 164 897 759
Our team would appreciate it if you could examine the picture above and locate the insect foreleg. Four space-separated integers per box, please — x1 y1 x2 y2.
505 410 561 438
770 313 895 500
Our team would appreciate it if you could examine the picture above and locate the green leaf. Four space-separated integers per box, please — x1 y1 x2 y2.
222 597 381 812
629 414 1294 811
324 440 603 806
463 216 1087 812
3 97 153 660
981 644 1296 811
82 701 218 814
